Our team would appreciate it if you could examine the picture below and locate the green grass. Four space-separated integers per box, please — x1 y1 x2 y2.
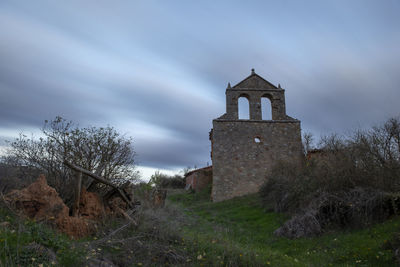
0 206 86 266
169 188 399 266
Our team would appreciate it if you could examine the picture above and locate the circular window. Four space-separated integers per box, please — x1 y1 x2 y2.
254 137 261 143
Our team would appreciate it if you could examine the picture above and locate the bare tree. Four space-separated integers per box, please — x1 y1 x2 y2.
302 131 314 155
4 116 139 202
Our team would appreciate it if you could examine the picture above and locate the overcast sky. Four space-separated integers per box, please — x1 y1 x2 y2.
1 0 399 178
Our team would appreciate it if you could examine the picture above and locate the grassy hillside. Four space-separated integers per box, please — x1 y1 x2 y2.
169 188 399 266
1 187 399 266
0 206 85 266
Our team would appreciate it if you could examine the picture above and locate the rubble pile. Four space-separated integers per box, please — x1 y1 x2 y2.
5 175 125 239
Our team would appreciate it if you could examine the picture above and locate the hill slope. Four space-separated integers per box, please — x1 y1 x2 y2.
1 188 399 266
169 189 399 266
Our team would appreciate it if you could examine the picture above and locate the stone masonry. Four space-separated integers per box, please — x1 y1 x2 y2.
210 69 302 202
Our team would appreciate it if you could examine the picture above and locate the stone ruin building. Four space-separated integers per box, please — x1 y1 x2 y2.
185 166 212 192
210 69 303 202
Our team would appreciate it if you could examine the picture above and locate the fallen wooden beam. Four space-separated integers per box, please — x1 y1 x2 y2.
64 161 117 188
63 161 136 209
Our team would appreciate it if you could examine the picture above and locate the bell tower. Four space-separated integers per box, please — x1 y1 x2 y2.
210 69 302 202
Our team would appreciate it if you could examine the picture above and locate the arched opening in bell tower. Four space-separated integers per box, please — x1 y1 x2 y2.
261 96 272 120
238 96 250 120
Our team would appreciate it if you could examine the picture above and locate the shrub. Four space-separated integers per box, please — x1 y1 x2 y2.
149 171 185 189
260 117 400 238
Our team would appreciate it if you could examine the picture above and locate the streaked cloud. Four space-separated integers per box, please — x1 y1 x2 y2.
0 0 399 176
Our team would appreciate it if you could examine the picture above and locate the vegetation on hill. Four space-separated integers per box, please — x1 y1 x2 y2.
260 117 400 239
168 189 399 266
1 179 399 266
0 201 85 266
0 188 193 266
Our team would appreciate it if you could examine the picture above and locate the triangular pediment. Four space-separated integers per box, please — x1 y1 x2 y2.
233 72 278 89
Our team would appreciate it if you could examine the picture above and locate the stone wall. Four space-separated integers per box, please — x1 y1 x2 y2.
211 120 302 202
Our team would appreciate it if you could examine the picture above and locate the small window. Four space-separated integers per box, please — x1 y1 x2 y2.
254 137 261 143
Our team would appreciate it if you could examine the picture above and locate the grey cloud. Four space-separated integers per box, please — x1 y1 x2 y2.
134 135 210 169
1 0 400 170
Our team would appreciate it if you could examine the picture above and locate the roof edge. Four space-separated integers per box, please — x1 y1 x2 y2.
232 70 278 89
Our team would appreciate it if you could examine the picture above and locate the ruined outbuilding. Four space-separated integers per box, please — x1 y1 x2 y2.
210 69 302 202
185 166 212 192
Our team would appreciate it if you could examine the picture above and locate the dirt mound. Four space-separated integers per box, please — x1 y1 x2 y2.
5 174 69 221
79 187 105 219
4 174 136 239
56 216 91 239
5 175 91 239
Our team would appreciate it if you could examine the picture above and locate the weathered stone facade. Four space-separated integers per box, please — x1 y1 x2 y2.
210 69 302 202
